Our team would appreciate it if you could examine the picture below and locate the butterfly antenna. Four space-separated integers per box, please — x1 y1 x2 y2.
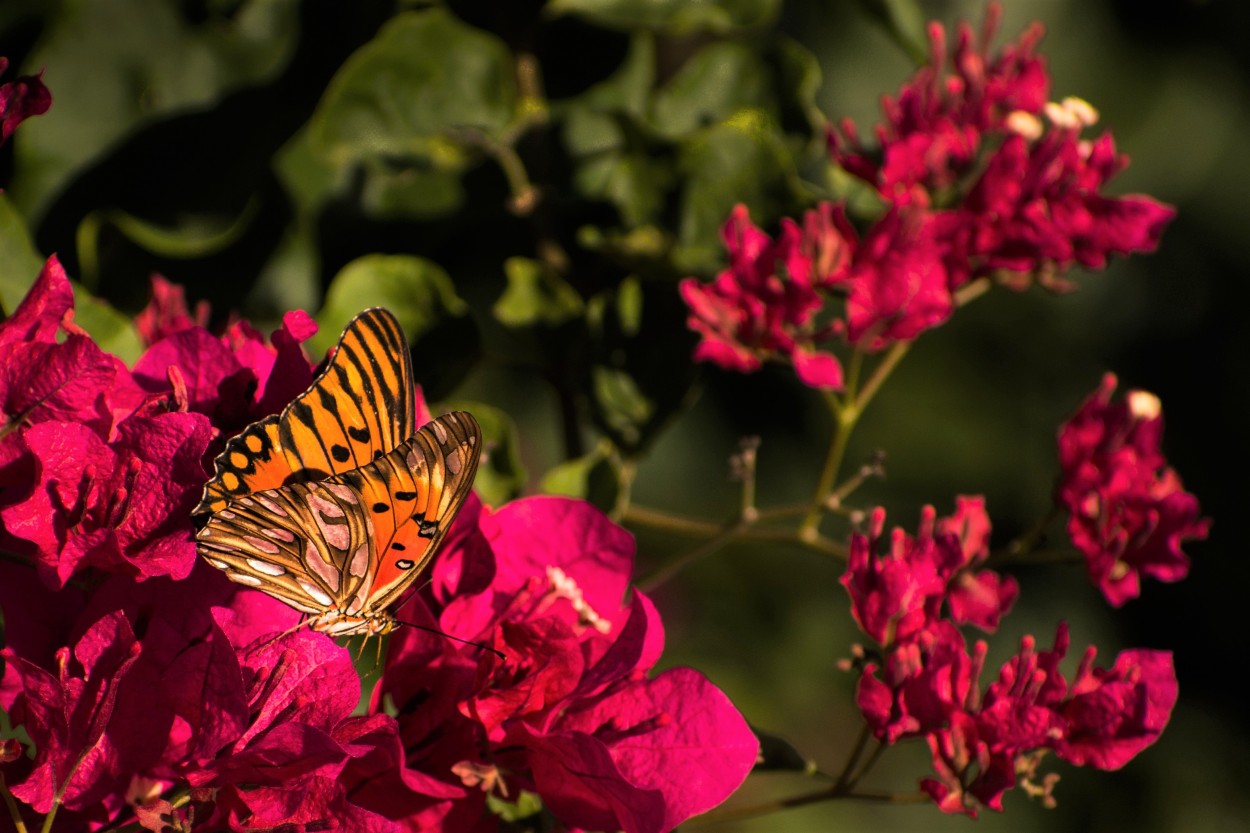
393 618 505 660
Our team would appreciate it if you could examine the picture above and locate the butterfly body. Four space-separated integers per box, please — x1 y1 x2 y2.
194 308 480 637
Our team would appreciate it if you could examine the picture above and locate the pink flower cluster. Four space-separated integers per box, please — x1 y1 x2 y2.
0 266 757 832
841 500 1178 816
370 496 757 831
1056 374 1209 606
0 57 50 143
0 260 315 589
681 4 1174 389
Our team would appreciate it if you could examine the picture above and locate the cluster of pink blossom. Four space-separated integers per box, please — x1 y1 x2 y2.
0 269 756 828
1056 374 1209 606
0 58 50 142
681 3 1175 389
840 481 1197 815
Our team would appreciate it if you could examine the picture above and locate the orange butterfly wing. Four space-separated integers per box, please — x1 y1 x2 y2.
194 307 415 515
195 412 481 633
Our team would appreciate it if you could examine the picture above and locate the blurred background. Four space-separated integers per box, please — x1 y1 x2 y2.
1 0 1244 830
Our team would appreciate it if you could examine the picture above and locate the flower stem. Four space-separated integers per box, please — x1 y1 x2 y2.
800 389 854 536
832 724 874 791
39 803 56 833
852 340 910 417
636 518 750 593
691 784 930 824
610 456 637 522
1 772 29 833
992 503 1062 566
623 505 845 558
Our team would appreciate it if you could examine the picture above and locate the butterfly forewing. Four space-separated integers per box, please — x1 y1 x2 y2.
341 410 481 612
195 412 481 628
195 307 416 516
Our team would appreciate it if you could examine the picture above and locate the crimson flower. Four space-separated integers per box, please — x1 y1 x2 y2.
852 617 1176 817
836 194 953 350
0 56 50 144
0 260 213 588
133 275 210 348
830 3 1173 287
372 496 758 833
679 204 844 390
2 264 758 831
829 4 1047 199
920 624 1177 816
131 277 317 444
840 499 1018 648
1056 373 1209 606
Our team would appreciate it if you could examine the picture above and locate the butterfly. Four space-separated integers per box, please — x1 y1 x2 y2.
194 307 481 637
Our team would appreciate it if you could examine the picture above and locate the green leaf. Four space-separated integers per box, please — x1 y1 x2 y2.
539 441 619 511
549 0 780 34
674 117 800 273
753 725 816 773
309 9 517 169
584 279 697 455
315 254 480 402
591 365 653 448
570 124 674 228
493 257 584 328
358 161 465 220
775 38 825 139
486 788 543 823
854 0 931 65
0 197 143 362
572 31 655 117
651 42 779 140
273 125 343 220
313 254 469 356
245 227 321 318
0 193 45 315
9 0 299 221
71 286 143 364
616 276 643 335
440 400 526 506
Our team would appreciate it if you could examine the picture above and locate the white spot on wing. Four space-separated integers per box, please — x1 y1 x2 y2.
229 572 263 587
305 540 341 592
349 544 369 577
246 558 286 577
307 488 345 519
243 535 281 555
323 482 359 505
256 494 285 515
298 579 334 607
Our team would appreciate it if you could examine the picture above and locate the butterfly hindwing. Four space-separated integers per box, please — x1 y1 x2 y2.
196 477 384 615
195 308 415 515
196 412 481 627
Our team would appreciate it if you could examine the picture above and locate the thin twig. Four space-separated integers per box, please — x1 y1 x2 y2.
1 772 29 833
